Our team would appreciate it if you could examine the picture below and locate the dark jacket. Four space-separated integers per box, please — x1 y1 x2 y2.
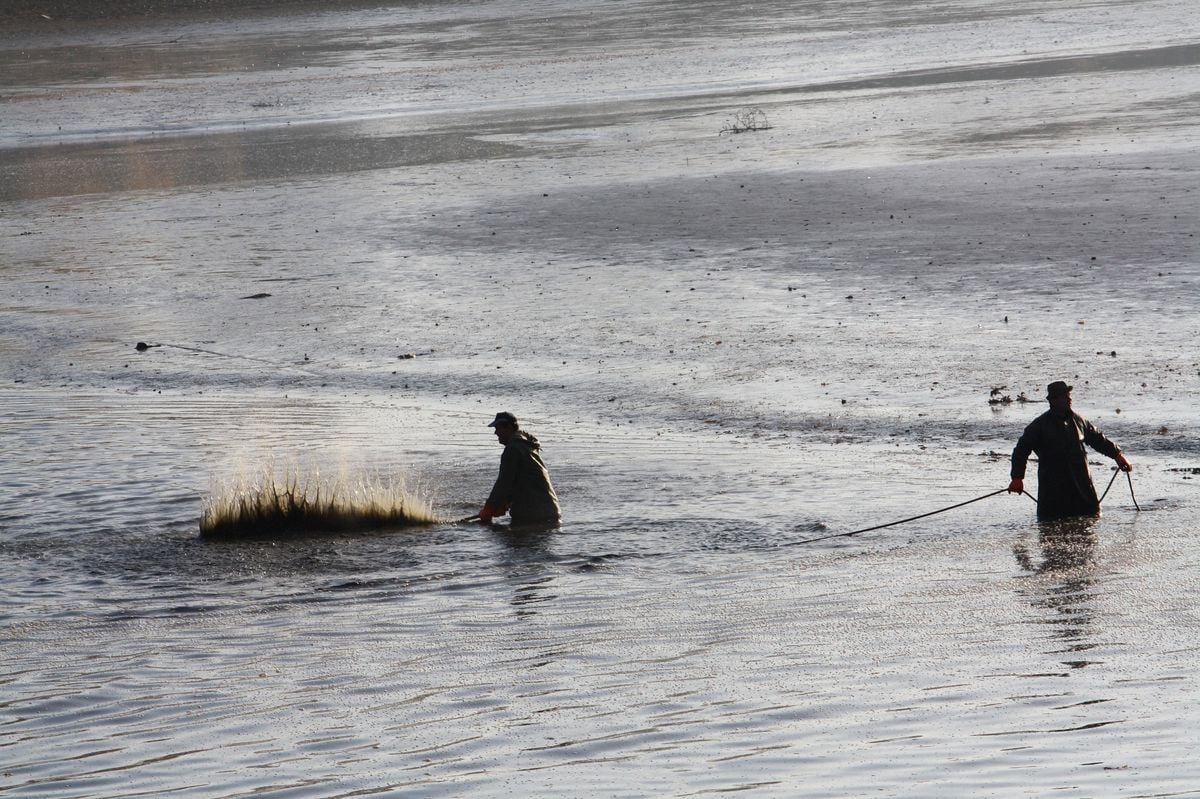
487 431 561 524
1011 409 1122 520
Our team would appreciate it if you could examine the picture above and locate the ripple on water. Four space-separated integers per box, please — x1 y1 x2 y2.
4 0 1200 791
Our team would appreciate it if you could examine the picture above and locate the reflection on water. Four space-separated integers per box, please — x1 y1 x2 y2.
1013 517 1100 662
494 527 559 620
0 129 524 202
1014 517 1098 575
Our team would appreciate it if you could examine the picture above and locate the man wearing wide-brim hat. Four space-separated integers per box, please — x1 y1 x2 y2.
1008 381 1132 520
479 411 561 526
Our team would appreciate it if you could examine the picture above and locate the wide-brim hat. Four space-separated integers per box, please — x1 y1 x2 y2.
488 411 518 427
1046 381 1073 398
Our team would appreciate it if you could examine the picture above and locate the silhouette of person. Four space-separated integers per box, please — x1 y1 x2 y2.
1008 382 1131 520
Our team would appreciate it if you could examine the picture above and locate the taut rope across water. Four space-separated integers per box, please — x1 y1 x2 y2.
793 468 1139 546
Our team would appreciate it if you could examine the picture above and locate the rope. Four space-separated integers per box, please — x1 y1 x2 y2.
791 466 1142 547
1097 467 1122 503
1098 467 1140 510
787 460 1142 547
1125 470 1141 511
791 488 1009 546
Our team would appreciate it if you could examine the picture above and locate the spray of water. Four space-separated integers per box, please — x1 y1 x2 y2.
199 461 440 539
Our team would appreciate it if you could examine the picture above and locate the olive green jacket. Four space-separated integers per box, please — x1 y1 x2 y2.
487 431 561 523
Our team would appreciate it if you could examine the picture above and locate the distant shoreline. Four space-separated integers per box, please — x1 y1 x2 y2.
1 0 397 30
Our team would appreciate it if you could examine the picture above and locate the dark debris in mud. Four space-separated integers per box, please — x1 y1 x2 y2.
988 385 1032 405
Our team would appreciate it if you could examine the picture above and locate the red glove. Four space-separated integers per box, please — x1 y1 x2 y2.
479 503 498 523
1115 452 1132 472
1007 478 1024 494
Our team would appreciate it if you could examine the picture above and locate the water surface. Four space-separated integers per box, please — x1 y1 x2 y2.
2 0 1199 795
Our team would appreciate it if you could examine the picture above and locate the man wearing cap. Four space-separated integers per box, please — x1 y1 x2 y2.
479 412 561 526
1007 381 1132 520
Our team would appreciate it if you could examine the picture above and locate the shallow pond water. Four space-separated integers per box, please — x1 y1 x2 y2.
2 0 1199 795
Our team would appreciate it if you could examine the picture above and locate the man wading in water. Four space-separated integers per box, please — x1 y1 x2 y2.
479 412 561 526
1008 381 1132 520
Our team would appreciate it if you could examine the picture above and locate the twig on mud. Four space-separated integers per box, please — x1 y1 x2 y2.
720 107 772 135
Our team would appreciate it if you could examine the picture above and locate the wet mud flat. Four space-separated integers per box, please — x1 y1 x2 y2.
3 0 1200 795
0 0 394 28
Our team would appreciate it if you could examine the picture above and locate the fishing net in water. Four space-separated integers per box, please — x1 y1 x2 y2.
199 463 439 539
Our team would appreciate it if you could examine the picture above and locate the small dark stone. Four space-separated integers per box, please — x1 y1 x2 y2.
135 342 150 351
